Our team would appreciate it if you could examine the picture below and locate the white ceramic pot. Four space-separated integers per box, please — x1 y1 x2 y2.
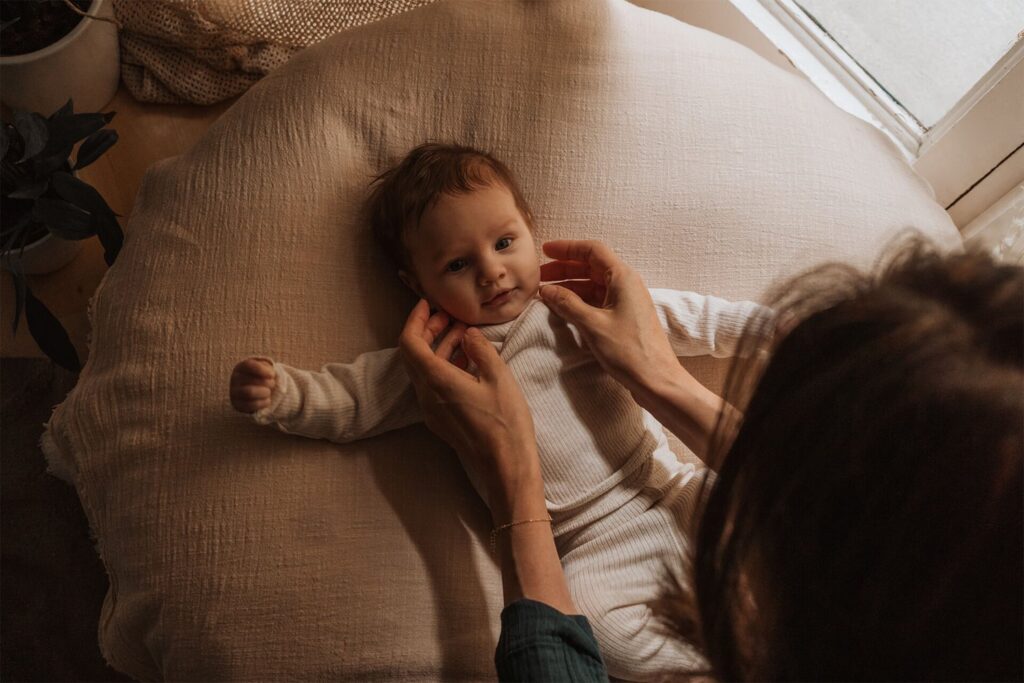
0 0 120 116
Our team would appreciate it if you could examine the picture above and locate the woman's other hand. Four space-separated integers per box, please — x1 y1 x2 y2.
539 240 727 463
538 240 679 398
397 300 547 525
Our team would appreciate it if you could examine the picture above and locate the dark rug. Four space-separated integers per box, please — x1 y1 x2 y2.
1 358 133 682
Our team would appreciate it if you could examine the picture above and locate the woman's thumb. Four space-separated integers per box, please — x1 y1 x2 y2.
539 284 592 325
461 328 502 378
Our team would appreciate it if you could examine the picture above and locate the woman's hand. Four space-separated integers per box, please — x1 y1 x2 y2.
397 300 547 525
538 240 680 398
399 300 576 614
539 239 728 463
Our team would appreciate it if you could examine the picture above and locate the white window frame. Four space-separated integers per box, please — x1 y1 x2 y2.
730 0 1024 223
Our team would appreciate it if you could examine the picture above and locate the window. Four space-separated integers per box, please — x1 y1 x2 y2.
731 0 1024 227
796 0 1022 131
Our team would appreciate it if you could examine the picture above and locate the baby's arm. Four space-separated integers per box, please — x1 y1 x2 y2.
230 347 421 443
649 288 774 358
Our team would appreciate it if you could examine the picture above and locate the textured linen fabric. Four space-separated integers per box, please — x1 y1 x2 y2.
495 599 609 683
247 291 766 678
111 0 437 104
40 0 961 679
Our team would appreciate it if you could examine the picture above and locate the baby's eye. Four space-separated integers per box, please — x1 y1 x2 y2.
495 237 512 250
446 259 467 273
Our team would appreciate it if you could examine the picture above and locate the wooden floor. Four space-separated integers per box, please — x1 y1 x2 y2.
0 85 238 361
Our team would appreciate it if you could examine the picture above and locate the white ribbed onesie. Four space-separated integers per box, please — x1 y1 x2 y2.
250 289 770 680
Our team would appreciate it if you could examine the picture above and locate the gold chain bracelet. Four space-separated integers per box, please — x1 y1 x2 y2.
490 517 553 554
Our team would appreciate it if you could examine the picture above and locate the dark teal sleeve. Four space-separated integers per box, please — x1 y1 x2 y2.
495 598 610 682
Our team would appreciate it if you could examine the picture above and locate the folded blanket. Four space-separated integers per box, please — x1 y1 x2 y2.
112 0 437 104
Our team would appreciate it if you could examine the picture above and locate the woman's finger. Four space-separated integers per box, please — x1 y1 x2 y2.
435 322 467 361
400 302 475 389
400 300 438 362
540 259 591 281
549 279 603 306
538 283 604 329
542 240 618 272
460 327 508 382
423 310 451 347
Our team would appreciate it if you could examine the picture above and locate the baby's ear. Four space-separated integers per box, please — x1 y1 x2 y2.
398 269 424 298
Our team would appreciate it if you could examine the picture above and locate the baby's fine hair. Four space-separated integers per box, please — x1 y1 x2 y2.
653 233 1024 681
365 142 535 271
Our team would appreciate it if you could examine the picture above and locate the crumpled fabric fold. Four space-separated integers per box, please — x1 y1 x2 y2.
111 0 436 104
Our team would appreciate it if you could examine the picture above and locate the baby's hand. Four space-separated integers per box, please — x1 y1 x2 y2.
230 357 276 414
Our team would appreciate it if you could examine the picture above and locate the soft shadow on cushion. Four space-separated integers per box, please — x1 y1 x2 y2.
43 0 959 679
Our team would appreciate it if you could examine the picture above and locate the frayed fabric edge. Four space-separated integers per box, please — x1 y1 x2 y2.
39 419 76 484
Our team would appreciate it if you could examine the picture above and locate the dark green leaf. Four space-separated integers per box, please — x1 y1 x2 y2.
51 172 123 259
9 223 46 256
25 287 80 371
8 267 25 336
52 172 107 214
1 157 26 187
32 152 71 178
2 226 25 253
49 99 74 120
13 111 47 162
31 198 93 239
73 129 118 170
2 229 20 253
1 199 34 246
8 178 48 199
1 17 21 32
93 212 123 266
44 113 110 154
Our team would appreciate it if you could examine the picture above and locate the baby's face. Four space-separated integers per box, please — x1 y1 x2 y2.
402 183 540 325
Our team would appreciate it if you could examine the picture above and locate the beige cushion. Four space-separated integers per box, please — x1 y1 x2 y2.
42 0 960 678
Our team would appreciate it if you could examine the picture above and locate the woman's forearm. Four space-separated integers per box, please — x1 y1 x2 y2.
490 465 577 615
496 521 576 614
630 363 731 468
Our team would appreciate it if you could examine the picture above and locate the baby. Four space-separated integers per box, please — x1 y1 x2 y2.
230 143 770 680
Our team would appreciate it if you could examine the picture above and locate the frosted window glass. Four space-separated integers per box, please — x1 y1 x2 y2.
797 0 1023 128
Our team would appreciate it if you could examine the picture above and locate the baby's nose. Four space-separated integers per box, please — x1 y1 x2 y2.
479 259 506 285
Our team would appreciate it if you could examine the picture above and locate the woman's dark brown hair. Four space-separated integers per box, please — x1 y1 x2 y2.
655 234 1023 681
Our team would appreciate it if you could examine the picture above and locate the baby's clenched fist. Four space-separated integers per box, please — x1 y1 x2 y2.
230 357 276 414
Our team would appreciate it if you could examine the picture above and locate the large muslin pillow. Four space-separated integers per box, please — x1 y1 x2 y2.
42 0 960 678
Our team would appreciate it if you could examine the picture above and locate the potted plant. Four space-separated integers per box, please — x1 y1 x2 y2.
1 98 123 372
0 0 121 116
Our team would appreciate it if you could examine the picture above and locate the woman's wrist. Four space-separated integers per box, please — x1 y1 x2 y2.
488 456 548 527
495 519 576 614
631 362 727 465
487 440 552 528
483 443 576 614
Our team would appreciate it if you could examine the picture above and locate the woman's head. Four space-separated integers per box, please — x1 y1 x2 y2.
659 236 1023 681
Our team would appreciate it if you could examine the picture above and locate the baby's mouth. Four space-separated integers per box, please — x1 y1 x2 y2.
483 288 516 307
